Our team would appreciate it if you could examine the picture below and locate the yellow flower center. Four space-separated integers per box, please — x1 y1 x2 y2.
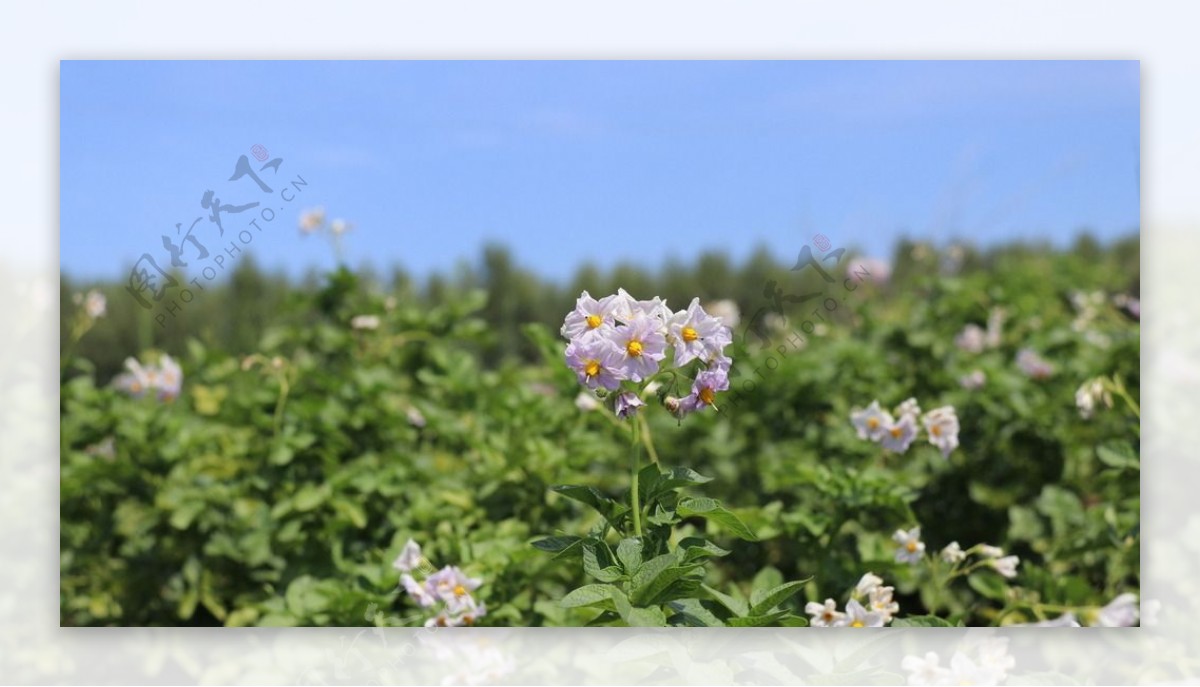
584 360 601 378
626 340 643 357
931 425 941 436
867 417 879 429
586 314 602 329
890 426 903 438
699 387 715 406
851 620 865 628
682 326 699 343
906 540 918 553
453 584 466 597
130 382 142 393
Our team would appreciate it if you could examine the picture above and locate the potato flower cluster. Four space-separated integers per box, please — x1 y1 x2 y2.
561 289 734 419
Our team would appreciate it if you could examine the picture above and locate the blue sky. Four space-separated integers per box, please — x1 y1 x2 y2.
61 61 1139 282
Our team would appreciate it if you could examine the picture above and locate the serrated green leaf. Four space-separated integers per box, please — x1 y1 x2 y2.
750 579 810 615
1097 442 1139 471
678 536 731 563
552 484 612 513
667 598 727 627
677 497 757 540
560 584 615 610
616 538 644 573
531 535 584 559
727 611 789 627
331 498 367 528
583 541 624 582
701 583 748 617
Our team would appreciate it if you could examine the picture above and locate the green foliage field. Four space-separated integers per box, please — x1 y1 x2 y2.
60 236 1139 627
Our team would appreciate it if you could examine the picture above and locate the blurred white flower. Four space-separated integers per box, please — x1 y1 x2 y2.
704 299 741 330
901 651 950 686
84 290 107 319
855 572 883 598
330 218 352 235
298 206 326 234
1096 593 1138 627
948 653 1001 686
922 406 960 458
574 392 601 412
805 598 846 627
157 354 183 401
406 406 427 428
351 314 380 330
401 573 437 608
843 598 885 627
1017 348 1055 379
849 257 891 285
954 324 987 354
959 369 986 390
977 544 1004 558
895 397 921 421
393 539 424 573
893 526 925 564
851 400 892 441
881 414 919 453
986 307 1005 348
940 541 966 563
1075 378 1113 419
963 636 1015 679
868 585 899 621
114 357 152 398
991 555 1020 579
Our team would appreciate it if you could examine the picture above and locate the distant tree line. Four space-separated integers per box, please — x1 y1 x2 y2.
61 233 1139 382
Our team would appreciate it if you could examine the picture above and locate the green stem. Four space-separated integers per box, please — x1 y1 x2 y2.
1112 377 1140 419
630 419 643 538
637 412 659 465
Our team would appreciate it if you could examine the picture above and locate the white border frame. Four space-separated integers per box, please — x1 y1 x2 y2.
4 1 1197 683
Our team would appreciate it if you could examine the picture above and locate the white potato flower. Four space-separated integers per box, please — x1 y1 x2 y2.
851 400 892 441
1096 593 1138 627
895 397 921 420
855 572 883 598
959 369 986 390
954 324 986 354
940 541 966 563
991 555 1020 579
893 526 925 564
351 314 380 330
805 598 846 627
922 406 960 458
393 539 424 573
901 652 950 686
880 414 919 453
1075 378 1113 419
843 599 885 627
84 290 107 319
868 585 899 621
